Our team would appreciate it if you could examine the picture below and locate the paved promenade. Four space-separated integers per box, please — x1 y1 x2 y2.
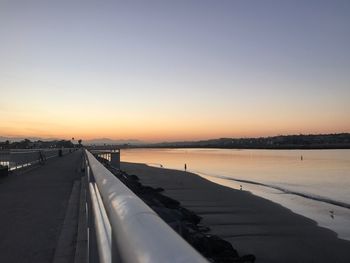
0 150 83 263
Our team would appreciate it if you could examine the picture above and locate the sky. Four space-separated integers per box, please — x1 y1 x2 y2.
0 0 349 142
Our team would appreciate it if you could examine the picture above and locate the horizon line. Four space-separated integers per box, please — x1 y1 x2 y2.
1 132 349 144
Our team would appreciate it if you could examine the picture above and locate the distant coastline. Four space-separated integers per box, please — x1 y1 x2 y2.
1 133 350 150
134 133 350 150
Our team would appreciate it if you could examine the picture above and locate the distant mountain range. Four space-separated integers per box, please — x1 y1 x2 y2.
2 133 350 149
83 138 144 145
142 133 350 149
0 136 60 142
0 136 143 146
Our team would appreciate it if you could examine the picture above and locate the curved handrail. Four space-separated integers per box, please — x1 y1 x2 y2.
85 150 207 263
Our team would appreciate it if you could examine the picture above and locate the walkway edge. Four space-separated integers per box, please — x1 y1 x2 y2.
74 176 88 263
53 180 81 263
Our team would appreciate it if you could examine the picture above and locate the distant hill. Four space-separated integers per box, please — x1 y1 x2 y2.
0 138 75 149
0 136 143 146
2 134 350 149
142 133 350 149
0 136 60 142
84 138 144 146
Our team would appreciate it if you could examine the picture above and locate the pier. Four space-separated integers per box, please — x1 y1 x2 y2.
0 149 206 263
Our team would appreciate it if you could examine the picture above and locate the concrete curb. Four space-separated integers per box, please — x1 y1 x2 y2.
53 180 81 263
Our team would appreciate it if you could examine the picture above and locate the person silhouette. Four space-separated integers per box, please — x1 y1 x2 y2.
184 163 187 171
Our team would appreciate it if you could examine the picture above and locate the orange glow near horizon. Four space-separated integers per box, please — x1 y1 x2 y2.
1 85 349 142
1 110 349 142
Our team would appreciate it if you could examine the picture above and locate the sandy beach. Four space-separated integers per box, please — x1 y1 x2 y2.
121 162 350 263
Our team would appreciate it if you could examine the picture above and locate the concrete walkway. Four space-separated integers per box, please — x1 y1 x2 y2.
0 150 83 263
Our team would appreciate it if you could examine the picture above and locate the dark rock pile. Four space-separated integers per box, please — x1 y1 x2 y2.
98 158 255 263
0 165 8 177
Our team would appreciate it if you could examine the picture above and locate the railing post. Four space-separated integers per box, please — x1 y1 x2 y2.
110 150 120 169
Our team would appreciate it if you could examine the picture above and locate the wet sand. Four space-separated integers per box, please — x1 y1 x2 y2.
121 162 350 263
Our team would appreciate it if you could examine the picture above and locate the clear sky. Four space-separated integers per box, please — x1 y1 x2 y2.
0 0 349 142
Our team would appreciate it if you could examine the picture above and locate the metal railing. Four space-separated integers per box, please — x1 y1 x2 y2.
84 149 207 263
0 148 75 170
89 149 120 169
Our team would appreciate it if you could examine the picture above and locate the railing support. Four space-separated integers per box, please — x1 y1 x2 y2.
84 149 207 263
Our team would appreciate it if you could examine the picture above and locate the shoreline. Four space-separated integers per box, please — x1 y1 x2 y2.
192 170 350 241
127 145 350 150
121 161 350 263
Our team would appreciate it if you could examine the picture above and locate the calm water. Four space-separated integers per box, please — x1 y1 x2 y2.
121 148 350 240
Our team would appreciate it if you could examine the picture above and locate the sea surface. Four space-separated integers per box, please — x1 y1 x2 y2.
121 148 350 240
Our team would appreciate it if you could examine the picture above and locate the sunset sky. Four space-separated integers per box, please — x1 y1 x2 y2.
1 1 349 142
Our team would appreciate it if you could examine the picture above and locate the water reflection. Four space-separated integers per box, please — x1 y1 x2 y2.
121 148 350 240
